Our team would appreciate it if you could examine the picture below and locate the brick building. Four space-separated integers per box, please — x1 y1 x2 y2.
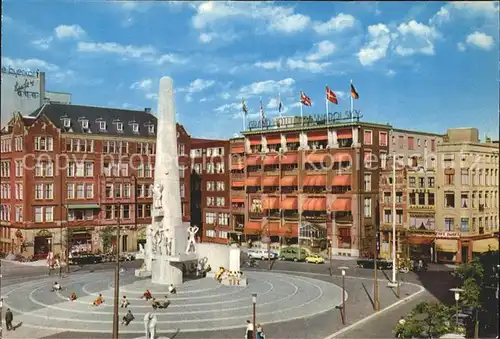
0 103 225 258
230 115 391 257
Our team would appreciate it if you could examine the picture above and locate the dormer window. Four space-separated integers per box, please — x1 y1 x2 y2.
148 125 155 134
117 122 123 132
99 121 106 130
132 123 139 133
63 118 71 128
81 120 89 129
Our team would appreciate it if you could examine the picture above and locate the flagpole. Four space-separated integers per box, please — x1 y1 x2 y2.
300 92 303 127
350 80 354 122
260 96 263 129
325 85 329 124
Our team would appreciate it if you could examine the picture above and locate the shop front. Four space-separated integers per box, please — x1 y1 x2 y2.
33 229 53 259
435 231 459 263
69 229 93 255
472 236 499 254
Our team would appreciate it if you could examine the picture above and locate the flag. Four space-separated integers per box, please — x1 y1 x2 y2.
260 99 265 120
242 98 248 116
350 83 359 100
326 86 338 104
278 99 283 113
300 91 312 106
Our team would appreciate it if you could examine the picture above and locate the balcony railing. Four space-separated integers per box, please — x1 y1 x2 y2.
249 212 263 219
267 212 281 219
284 213 299 221
335 214 353 224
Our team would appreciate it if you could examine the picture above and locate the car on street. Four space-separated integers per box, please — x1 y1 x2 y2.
305 255 325 264
356 258 393 269
69 253 103 265
279 247 308 262
247 249 277 260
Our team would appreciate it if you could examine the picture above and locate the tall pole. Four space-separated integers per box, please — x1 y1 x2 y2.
373 196 380 311
112 202 120 339
392 150 397 284
300 92 304 127
342 272 346 321
252 294 257 339
350 80 354 123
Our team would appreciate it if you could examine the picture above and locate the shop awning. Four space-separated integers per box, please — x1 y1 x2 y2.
332 175 351 186
263 176 279 186
231 197 245 203
472 238 499 253
303 175 327 186
330 198 351 212
281 197 298 210
407 237 435 245
307 131 328 141
267 222 280 232
66 204 100 209
263 155 279 165
280 223 298 237
231 181 245 188
245 222 262 234
281 154 298 164
285 133 299 142
266 134 281 144
263 197 279 210
435 239 458 253
333 153 351 162
305 153 327 163
337 129 353 139
249 137 261 145
247 156 261 166
231 163 244 170
303 198 327 211
281 176 298 186
246 177 261 186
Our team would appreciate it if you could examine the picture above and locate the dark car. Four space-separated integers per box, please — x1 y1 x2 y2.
356 258 393 269
69 254 103 265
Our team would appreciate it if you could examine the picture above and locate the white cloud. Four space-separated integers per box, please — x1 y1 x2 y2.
254 60 282 71
185 94 193 102
130 79 153 91
239 78 295 97
55 24 86 39
31 36 53 50
465 31 494 50
357 24 391 66
306 40 336 61
267 98 278 109
313 13 356 35
218 92 231 100
457 42 466 52
145 93 158 100
286 59 331 73
430 2 499 25
214 102 241 114
386 69 396 77
268 13 310 33
1 57 59 72
199 33 214 43
393 20 440 57
179 79 215 93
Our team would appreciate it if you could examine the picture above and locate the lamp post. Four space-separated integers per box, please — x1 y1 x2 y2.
252 293 257 339
112 202 121 339
450 287 464 327
339 266 348 324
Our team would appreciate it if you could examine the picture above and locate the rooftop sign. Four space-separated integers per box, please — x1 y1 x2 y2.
247 109 362 130
1 65 40 78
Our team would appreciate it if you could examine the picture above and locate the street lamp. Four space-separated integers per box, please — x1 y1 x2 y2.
252 293 257 339
339 266 349 324
450 287 464 326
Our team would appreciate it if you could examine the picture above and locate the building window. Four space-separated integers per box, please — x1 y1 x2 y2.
461 193 468 208
218 230 228 239
445 172 455 185
445 192 455 208
178 144 185 156
364 197 371 217
132 123 139 133
99 121 106 130
180 184 185 198
418 193 425 205
460 218 469 232
206 229 216 238
15 183 23 200
44 184 53 199
364 174 371 192
35 184 43 200
396 191 403 203
35 207 43 223
216 181 225 191
461 169 469 185
76 184 85 199
408 137 415 150
380 152 387 169
364 130 372 145
45 207 53 222
216 197 225 207
15 206 23 222
148 125 155 134
428 177 435 188
383 192 391 203
86 184 93 198
409 177 415 187
396 209 403 224
218 213 230 226
15 160 23 177
205 212 216 224
123 205 130 219
117 122 123 132
384 210 392 223
428 193 435 205
409 193 416 205
34 136 53 151
379 132 387 146
67 184 75 199
105 206 113 219
418 177 425 188
444 218 454 231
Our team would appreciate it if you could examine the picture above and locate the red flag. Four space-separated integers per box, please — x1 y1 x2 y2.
350 83 359 99
300 92 312 106
326 86 338 104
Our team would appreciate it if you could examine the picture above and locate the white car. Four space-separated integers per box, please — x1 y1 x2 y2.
247 249 276 260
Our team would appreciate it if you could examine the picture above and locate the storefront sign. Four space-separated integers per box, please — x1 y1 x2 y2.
248 110 362 130
1 65 39 78
436 231 459 238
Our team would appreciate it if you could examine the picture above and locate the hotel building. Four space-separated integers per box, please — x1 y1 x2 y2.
230 115 391 257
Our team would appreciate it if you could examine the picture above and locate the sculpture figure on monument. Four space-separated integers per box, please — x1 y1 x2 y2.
163 229 173 256
185 225 199 254
153 229 164 255
153 183 164 210
143 312 157 339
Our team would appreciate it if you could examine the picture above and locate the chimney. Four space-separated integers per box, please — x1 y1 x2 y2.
144 108 152 114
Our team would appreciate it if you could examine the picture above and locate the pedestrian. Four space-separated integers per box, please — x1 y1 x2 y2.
5 308 13 331
257 324 265 339
52 281 62 292
121 310 135 326
168 284 176 294
121 296 130 308
245 320 254 339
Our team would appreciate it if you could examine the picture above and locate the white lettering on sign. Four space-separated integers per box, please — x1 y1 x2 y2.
435 231 459 238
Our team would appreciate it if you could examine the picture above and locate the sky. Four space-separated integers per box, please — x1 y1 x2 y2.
2 1 499 140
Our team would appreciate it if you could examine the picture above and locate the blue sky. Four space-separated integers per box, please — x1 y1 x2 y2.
3 1 499 139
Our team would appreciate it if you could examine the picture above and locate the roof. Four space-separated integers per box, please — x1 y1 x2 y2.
31 103 158 138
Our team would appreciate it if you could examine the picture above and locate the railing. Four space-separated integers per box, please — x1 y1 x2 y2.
284 213 299 221
249 212 263 219
335 215 353 224
268 212 281 219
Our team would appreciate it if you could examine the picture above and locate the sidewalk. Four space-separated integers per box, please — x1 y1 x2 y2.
1 259 67 267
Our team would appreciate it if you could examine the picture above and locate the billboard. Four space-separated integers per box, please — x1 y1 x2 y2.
1 66 44 126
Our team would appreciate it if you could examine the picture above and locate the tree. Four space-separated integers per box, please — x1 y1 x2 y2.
100 227 116 253
394 301 457 338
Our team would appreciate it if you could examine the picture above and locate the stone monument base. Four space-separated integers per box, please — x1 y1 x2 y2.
134 269 151 278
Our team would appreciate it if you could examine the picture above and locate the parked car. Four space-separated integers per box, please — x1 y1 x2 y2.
305 255 325 264
247 249 276 260
279 247 308 262
356 258 393 269
69 254 103 265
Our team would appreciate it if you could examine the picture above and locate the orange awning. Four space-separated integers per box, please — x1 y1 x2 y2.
337 129 353 139
280 223 298 237
263 197 279 209
245 222 262 234
231 181 245 188
281 197 298 209
281 176 298 186
246 177 261 186
231 163 244 170
247 156 261 166
408 237 434 245
231 197 244 203
303 198 327 211
307 131 328 141
231 146 244 153
305 153 327 163
266 134 281 144
263 176 279 186
285 133 299 142
281 154 298 164
263 155 279 165
249 137 261 145
267 222 280 232
303 175 327 186
332 175 351 186
333 153 352 162
330 198 352 212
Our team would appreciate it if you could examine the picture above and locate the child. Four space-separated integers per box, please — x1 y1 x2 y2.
121 296 129 308
93 294 104 306
69 292 77 301
52 282 62 292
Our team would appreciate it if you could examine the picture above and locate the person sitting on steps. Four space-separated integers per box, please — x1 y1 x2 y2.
69 292 77 301
168 284 176 294
141 289 152 300
92 294 104 306
121 296 129 308
52 281 62 292
157 296 171 309
121 310 135 326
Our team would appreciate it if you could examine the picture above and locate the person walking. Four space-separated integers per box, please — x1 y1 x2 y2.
121 310 135 326
5 308 13 331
